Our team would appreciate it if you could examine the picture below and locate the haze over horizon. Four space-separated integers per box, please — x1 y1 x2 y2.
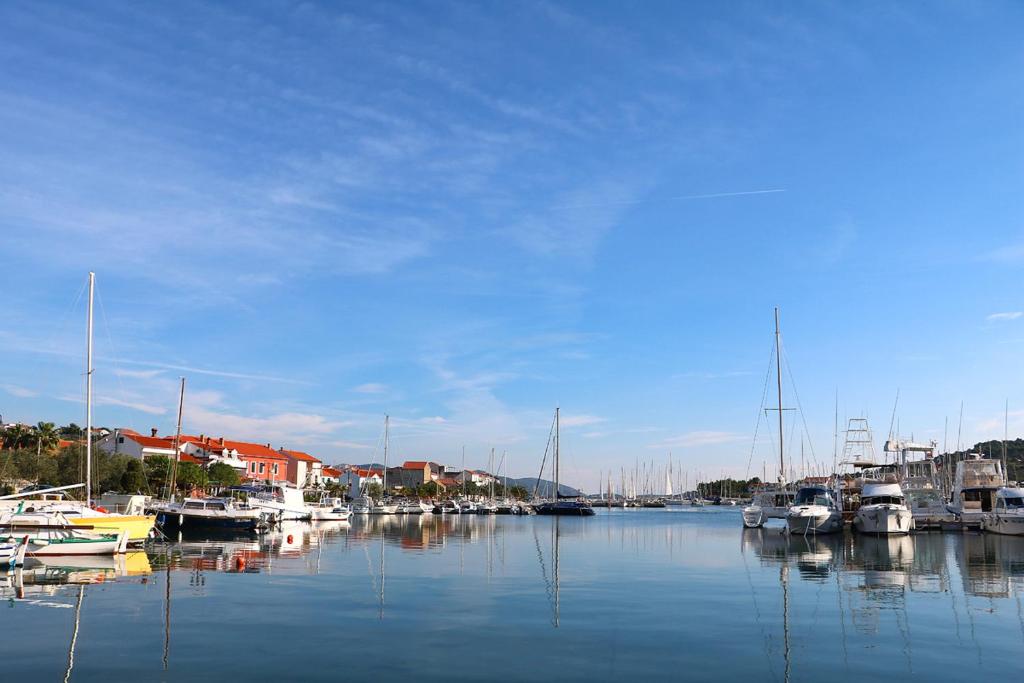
2 2 1024 491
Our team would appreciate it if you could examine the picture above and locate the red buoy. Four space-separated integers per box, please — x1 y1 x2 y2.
286 534 294 544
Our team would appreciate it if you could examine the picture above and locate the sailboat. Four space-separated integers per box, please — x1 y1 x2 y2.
534 408 594 516
742 308 796 528
369 416 398 515
17 274 157 543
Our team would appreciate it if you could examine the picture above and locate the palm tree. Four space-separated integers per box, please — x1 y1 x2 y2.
34 422 60 452
2 424 31 449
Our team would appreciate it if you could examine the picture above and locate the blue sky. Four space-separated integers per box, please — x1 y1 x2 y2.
2 1 1023 490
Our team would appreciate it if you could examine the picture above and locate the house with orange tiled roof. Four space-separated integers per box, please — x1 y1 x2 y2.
322 466 343 484
97 427 179 460
391 460 442 489
279 448 323 487
188 437 287 483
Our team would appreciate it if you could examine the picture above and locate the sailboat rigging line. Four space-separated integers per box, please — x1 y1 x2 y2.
781 344 818 469
532 413 557 500
94 280 131 408
745 341 779 480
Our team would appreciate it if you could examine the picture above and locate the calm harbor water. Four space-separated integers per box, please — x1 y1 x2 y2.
3 507 1024 681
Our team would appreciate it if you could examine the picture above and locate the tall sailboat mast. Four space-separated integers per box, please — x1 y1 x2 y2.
85 272 95 507
775 307 785 485
554 407 560 500
383 415 389 496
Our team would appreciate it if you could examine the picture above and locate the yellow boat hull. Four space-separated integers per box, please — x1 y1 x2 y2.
70 515 156 542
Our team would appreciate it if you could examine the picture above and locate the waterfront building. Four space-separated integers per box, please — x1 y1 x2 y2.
279 448 324 487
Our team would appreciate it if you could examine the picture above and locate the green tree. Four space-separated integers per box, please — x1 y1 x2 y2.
60 423 83 439
208 461 241 487
144 455 172 494
509 485 529 500
366 483 383 499
119 459 147 493
416 481 441 498
2 424 31 449
176 462 208 491
34 422 60 452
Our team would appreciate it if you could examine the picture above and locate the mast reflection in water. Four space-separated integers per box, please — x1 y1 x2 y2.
3 510 1024 681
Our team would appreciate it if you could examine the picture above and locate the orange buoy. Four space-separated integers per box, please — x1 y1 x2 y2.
286 534 294 544
235 556 246 570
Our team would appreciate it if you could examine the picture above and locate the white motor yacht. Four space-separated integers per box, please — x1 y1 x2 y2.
398 500 424 514
370 499 399 515
947 455 1004 528
786 486 843 535
352 497 373 515
854 482 913 535
980 487 1024 536
309 496 351 522
245 484 314 521
742 486 795 528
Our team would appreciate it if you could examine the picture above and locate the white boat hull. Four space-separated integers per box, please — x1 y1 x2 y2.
981 512 1024 536
854 505 912 535
786 506 842 535
311 507 351 522
742 504 788 528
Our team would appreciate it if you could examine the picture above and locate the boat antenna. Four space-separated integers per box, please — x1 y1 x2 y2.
85 272 94 507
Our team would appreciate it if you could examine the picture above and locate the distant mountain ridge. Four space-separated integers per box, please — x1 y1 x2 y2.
502 477 580 498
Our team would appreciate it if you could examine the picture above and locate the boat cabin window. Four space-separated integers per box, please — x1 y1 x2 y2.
183 501 205 509
206 501 227 511
862 496 903 506
794 488 829 505
999 497 1024 510
963 489 995 512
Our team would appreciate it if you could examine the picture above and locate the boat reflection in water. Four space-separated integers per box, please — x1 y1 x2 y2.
10 511 1024 682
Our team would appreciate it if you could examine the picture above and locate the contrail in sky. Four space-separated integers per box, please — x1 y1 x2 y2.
551 188 786 210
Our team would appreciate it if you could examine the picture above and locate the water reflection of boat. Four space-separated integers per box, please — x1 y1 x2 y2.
851 535 914 590
958 531 1024 598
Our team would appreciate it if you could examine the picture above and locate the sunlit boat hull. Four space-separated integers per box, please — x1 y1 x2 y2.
786 506 842 534
854 505 913 535
68 515 156 543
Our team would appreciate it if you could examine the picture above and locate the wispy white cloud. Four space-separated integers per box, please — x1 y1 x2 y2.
675 370 754 380
113 368 164 379
984 242 1024 263
330 440 372 450
353 383 388 394
559 414 605 428
2 384 39 398
986 311 1022 321
57 393 168 415
115 359 309 385
649 431 745 449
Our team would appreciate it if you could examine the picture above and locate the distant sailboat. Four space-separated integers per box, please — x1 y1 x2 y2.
534 409 594 516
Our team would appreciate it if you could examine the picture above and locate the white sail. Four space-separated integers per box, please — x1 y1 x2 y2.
665 469 673 497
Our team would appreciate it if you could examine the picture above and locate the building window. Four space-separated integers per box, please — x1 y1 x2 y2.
272 464 279 475
259 463 265 474
250 462 256 473
118 436 124 444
